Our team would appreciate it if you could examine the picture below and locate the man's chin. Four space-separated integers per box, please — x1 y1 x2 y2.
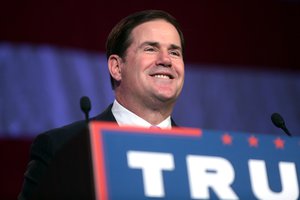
155 93 178 103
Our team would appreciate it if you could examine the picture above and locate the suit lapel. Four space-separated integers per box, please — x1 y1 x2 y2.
93 104 116 122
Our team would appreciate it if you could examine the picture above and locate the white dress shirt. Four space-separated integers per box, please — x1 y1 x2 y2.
111 100 171 129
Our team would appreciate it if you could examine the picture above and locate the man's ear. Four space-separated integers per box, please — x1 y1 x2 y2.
108 55 122 81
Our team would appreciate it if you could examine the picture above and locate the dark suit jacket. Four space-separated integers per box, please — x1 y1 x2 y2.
18 104 177 200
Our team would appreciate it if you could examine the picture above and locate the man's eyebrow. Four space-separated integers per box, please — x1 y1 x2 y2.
140 41 159 47
140 41 182 51
169 44 182 52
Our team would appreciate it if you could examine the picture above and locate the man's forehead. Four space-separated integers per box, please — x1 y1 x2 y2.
140 41 182 51
130 20 181 47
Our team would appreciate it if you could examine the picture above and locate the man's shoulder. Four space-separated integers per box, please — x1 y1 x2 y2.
33 104 116 154
43 120 85 139
31 120 86 157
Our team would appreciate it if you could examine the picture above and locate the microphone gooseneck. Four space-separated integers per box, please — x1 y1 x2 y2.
271 112 291 137
80 96 91 123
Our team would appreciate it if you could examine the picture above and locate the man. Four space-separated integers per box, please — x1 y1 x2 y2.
18 9 185 200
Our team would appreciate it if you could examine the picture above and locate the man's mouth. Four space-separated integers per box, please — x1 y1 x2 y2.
151 73 174 79
153 74 171 79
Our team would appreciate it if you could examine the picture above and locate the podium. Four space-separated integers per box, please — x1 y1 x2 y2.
32 122 299 199
89 122 300 200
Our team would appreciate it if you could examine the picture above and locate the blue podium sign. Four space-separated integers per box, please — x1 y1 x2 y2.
89 122 300 200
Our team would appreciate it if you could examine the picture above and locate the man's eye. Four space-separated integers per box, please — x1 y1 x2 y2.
145 47 155 52
170 51 180 56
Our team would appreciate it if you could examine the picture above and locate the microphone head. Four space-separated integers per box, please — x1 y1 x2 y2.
271 112 285 129
80 96 91 113
271 112 292 136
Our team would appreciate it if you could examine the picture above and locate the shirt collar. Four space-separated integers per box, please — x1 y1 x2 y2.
111 100 171 129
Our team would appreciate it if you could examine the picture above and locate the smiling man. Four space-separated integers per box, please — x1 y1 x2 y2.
18 10 185 200
108 17 185 127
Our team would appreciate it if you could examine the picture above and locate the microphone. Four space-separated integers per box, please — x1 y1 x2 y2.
80 96 91 123
271 112 292 137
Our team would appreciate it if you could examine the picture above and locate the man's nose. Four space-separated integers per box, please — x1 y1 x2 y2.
156 51 172 67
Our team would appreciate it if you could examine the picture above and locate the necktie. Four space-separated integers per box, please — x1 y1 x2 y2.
149 126 161 129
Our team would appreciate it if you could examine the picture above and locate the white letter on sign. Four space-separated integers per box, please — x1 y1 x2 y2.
249 159 299 200
187 155 238 200
127 151 174 197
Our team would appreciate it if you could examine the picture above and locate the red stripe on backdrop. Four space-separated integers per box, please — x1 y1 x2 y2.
0 1 299 69
0 139 32 199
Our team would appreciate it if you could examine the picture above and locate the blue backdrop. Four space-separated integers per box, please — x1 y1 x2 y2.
1 43 299 138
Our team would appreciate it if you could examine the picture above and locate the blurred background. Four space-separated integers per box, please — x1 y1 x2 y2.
1 0 299 199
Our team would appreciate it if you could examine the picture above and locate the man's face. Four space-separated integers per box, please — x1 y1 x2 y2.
117 19 184 108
